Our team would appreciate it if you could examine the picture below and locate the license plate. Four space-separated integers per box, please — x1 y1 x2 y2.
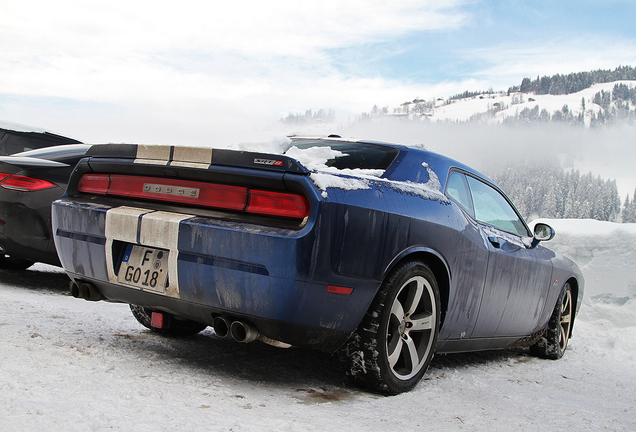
117 244 169 293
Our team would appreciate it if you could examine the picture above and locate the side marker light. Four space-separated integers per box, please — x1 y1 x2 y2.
327 285 354 295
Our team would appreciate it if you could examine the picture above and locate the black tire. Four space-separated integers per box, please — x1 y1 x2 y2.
531 283 573 360
338 261 441 395
129 304 207 336
0 254 34 270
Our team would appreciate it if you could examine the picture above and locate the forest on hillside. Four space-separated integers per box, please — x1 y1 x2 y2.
283 66 636 127
508 65 636 96
501 81 636 126
493 164 626 222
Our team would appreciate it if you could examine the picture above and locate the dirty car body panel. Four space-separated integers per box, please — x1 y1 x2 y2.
52 138 584 390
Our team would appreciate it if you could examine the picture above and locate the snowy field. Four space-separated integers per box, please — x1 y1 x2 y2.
1 219 635 431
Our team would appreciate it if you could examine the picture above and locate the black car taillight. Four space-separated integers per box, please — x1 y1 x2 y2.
0 174 57 191
77 174 309 219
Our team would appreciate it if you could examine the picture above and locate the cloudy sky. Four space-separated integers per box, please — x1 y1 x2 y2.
1 0 635 145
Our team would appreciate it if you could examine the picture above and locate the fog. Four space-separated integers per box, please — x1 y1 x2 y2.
333 119 636 198
233 117 636 199
4 98 633 198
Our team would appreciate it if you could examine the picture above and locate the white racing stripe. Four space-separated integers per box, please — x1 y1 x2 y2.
134 144 172 166
138 211 194 298
105 207 151 287
133 144 213 169
169 161 211 169
173 146 213 164
104 144 215 296
104 206 194 298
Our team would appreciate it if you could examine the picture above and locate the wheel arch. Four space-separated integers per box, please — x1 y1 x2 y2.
564 276 580 337
382 248 451 327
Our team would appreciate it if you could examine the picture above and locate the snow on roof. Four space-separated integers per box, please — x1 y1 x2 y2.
286 144 448 202
0 119 50 134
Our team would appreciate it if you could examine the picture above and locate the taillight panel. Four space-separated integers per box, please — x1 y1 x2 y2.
77 174 309 219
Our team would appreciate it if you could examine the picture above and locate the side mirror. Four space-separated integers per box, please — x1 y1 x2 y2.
533 223 555 242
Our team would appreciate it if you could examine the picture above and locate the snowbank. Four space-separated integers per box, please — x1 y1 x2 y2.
533 218 636 299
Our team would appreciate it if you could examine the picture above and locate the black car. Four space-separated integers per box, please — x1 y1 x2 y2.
0 144 91 269
52 138 583 394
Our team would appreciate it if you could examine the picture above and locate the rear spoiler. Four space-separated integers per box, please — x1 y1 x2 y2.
0 156 68 169
86 144 309 174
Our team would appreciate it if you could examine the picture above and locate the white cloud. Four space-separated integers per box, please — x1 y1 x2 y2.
463 35 636 88
3 1 469 55
0 0 472 113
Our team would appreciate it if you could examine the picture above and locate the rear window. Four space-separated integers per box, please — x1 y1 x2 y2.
286 141 398 171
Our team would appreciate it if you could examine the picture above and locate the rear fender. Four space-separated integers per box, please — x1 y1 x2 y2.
382 247 451 325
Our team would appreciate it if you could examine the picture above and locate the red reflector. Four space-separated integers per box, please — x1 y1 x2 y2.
0 173 10 182
1 174 56 191
150 312 165 329
327 285 354 295
247 190 309 219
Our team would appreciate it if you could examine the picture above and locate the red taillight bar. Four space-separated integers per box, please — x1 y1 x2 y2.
247 190 309 219
77 174 110 194
0 174 57 191
77 174 309 219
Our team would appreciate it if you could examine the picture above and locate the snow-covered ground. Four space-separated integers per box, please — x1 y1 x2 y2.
1 219 635 431
428 81 635 125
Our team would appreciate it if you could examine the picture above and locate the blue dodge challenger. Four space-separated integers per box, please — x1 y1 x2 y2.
52 137 583 394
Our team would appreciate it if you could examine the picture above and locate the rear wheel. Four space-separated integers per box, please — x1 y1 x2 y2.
129 305 207 336
338 261 440 394
531 283 573 359
0 254 34 270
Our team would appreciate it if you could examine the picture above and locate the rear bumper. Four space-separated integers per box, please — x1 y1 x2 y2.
52 198 379 351
66 272 352 351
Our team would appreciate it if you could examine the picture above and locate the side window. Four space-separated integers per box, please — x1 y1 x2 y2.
5 135 50 155
466 176 529 237
445 171 474 217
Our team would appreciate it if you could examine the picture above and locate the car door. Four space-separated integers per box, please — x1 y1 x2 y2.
462 175 554 338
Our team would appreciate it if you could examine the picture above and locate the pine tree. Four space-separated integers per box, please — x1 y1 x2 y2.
625 189 636 223
544 187 559 218
622 194 633 222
